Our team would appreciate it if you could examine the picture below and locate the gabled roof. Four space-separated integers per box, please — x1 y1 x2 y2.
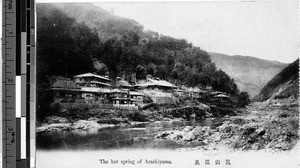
50 79 80 90
116 79 133 88
81 81 111 86
136 78 176 88
74 73 111 81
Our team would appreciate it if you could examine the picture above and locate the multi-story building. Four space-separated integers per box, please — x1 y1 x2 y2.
74 73 112 88
73 73 112 102
51 73 146 107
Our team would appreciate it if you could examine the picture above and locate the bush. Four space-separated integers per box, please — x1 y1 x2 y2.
237 92 251 108
126 111 150 122
62 103 90 119
49 102 62 116
97 118 129 125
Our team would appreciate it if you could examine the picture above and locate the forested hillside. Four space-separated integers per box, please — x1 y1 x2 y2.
37 3 247 120
37 3 240 93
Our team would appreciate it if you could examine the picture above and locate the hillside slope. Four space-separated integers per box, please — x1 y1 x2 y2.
209 52 288 99
37 3 241 95
253 59 299 102
36 3 250 122
50 3 144 39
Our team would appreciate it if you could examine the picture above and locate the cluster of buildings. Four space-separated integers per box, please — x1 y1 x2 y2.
50 73 177 109
50 72 230 109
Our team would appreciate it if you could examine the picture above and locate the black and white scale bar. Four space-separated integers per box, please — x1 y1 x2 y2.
16 0 22 167
16 0 28 167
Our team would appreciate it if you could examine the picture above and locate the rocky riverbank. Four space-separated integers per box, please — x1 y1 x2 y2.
36 116 151 134
155 103 299 151
37 102 237 133
36 101 298 152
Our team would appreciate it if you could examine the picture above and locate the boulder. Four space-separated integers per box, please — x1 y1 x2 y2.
72 120 102 132
36 123 71 133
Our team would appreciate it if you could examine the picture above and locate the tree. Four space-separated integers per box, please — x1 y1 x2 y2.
36 7 101 121
136 65 147 80
238 92 251 107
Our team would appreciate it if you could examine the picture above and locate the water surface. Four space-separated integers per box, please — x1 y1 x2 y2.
37 118 226 150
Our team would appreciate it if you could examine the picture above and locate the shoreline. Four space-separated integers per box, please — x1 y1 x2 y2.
36 102 299 152
36 103 237 134
156 103 299 152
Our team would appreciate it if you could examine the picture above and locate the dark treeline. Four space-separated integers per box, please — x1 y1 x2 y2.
37 4 248 121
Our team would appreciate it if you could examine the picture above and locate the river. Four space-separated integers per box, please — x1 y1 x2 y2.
36 118 226 150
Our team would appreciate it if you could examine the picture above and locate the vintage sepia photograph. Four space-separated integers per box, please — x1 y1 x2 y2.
34 1 299 168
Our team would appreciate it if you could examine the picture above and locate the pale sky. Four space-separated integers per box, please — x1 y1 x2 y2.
96 1 299 63
6 0 300 63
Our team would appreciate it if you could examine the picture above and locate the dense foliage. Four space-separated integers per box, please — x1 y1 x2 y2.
36 4 248 121
237 92 251 108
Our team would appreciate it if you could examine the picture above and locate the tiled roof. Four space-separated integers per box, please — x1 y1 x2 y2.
81 80 111 86
116 79 133 87
136 78 176 88
51 79 80 90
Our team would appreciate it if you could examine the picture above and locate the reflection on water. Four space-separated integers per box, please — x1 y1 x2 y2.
37 118 226 150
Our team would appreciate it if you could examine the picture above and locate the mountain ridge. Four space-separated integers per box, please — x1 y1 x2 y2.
209 52 288 99
209 52 288 66
253 59 299 102
212 52 287 64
